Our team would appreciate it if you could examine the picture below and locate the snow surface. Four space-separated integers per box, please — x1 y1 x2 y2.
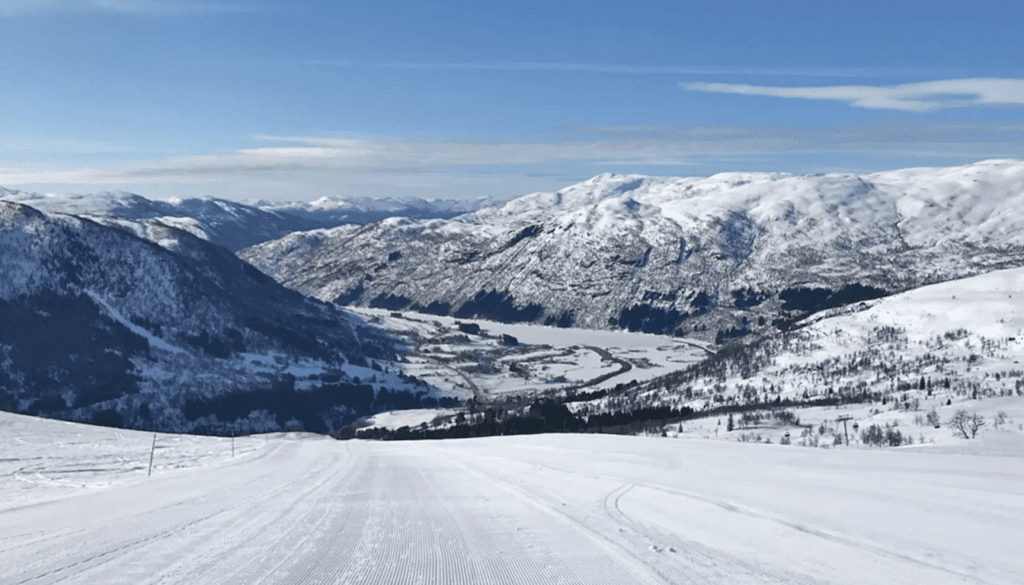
360 408 456 431
670 394 1024 451
2 410 1022 584
807 264 1024 341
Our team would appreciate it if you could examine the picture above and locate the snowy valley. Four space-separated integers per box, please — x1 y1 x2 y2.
4 161 1024 442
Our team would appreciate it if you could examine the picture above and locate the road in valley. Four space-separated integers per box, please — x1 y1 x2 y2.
2 431 1023 584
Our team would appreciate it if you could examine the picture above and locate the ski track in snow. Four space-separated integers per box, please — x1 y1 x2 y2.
2 424 1023 584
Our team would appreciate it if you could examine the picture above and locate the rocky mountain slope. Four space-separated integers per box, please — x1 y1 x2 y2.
240 159 1024 343
0 201 441 434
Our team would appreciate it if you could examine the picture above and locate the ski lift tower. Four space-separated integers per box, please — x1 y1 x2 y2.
836 415 853 446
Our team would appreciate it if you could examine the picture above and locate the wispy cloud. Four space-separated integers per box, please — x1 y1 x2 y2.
2 123 1021 188
0 0 253 17
682 78 1024 111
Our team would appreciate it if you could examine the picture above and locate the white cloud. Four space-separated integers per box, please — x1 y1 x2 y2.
682 78 1024 111
2 124 1022 199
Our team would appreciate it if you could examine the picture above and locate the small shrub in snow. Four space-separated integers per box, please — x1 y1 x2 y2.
993 411 1008 429
864 426 888 444
798 427 821 448
861 423 910 447
773 410 800 426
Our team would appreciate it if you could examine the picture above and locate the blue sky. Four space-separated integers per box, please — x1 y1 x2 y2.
1 0 1023 201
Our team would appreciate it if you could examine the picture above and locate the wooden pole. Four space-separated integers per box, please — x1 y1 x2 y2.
147 433 156 477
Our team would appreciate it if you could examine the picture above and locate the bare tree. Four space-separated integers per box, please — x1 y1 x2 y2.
947 409 985 439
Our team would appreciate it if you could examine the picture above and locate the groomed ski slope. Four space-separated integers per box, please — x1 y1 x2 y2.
2 414 1023 584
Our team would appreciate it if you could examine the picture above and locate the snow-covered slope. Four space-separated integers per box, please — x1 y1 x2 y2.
3 410 1022 584
802 264 1024 341
240 159 1024 341
0 201 436 434
617 265 1024 416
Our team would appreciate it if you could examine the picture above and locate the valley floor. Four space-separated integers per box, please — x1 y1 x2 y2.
2 413 1023 584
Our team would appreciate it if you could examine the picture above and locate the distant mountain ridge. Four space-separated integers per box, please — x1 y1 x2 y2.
239 159 1024 343
255 195 504 226
0 188 501 251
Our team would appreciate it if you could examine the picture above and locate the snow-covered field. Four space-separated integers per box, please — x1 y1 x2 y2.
671 394 1024 449
3 410 1023 584
353 307 709 399
359 408 457 431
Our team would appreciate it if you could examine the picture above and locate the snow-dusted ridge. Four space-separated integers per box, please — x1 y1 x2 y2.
257 193 504 221
241 159 1024 342
0 188 502 251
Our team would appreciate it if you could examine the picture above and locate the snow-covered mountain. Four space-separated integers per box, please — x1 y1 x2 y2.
255 195 503 226
0 200 440 434
239 159 1024 342
0 189 499 251
0 188 324 251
